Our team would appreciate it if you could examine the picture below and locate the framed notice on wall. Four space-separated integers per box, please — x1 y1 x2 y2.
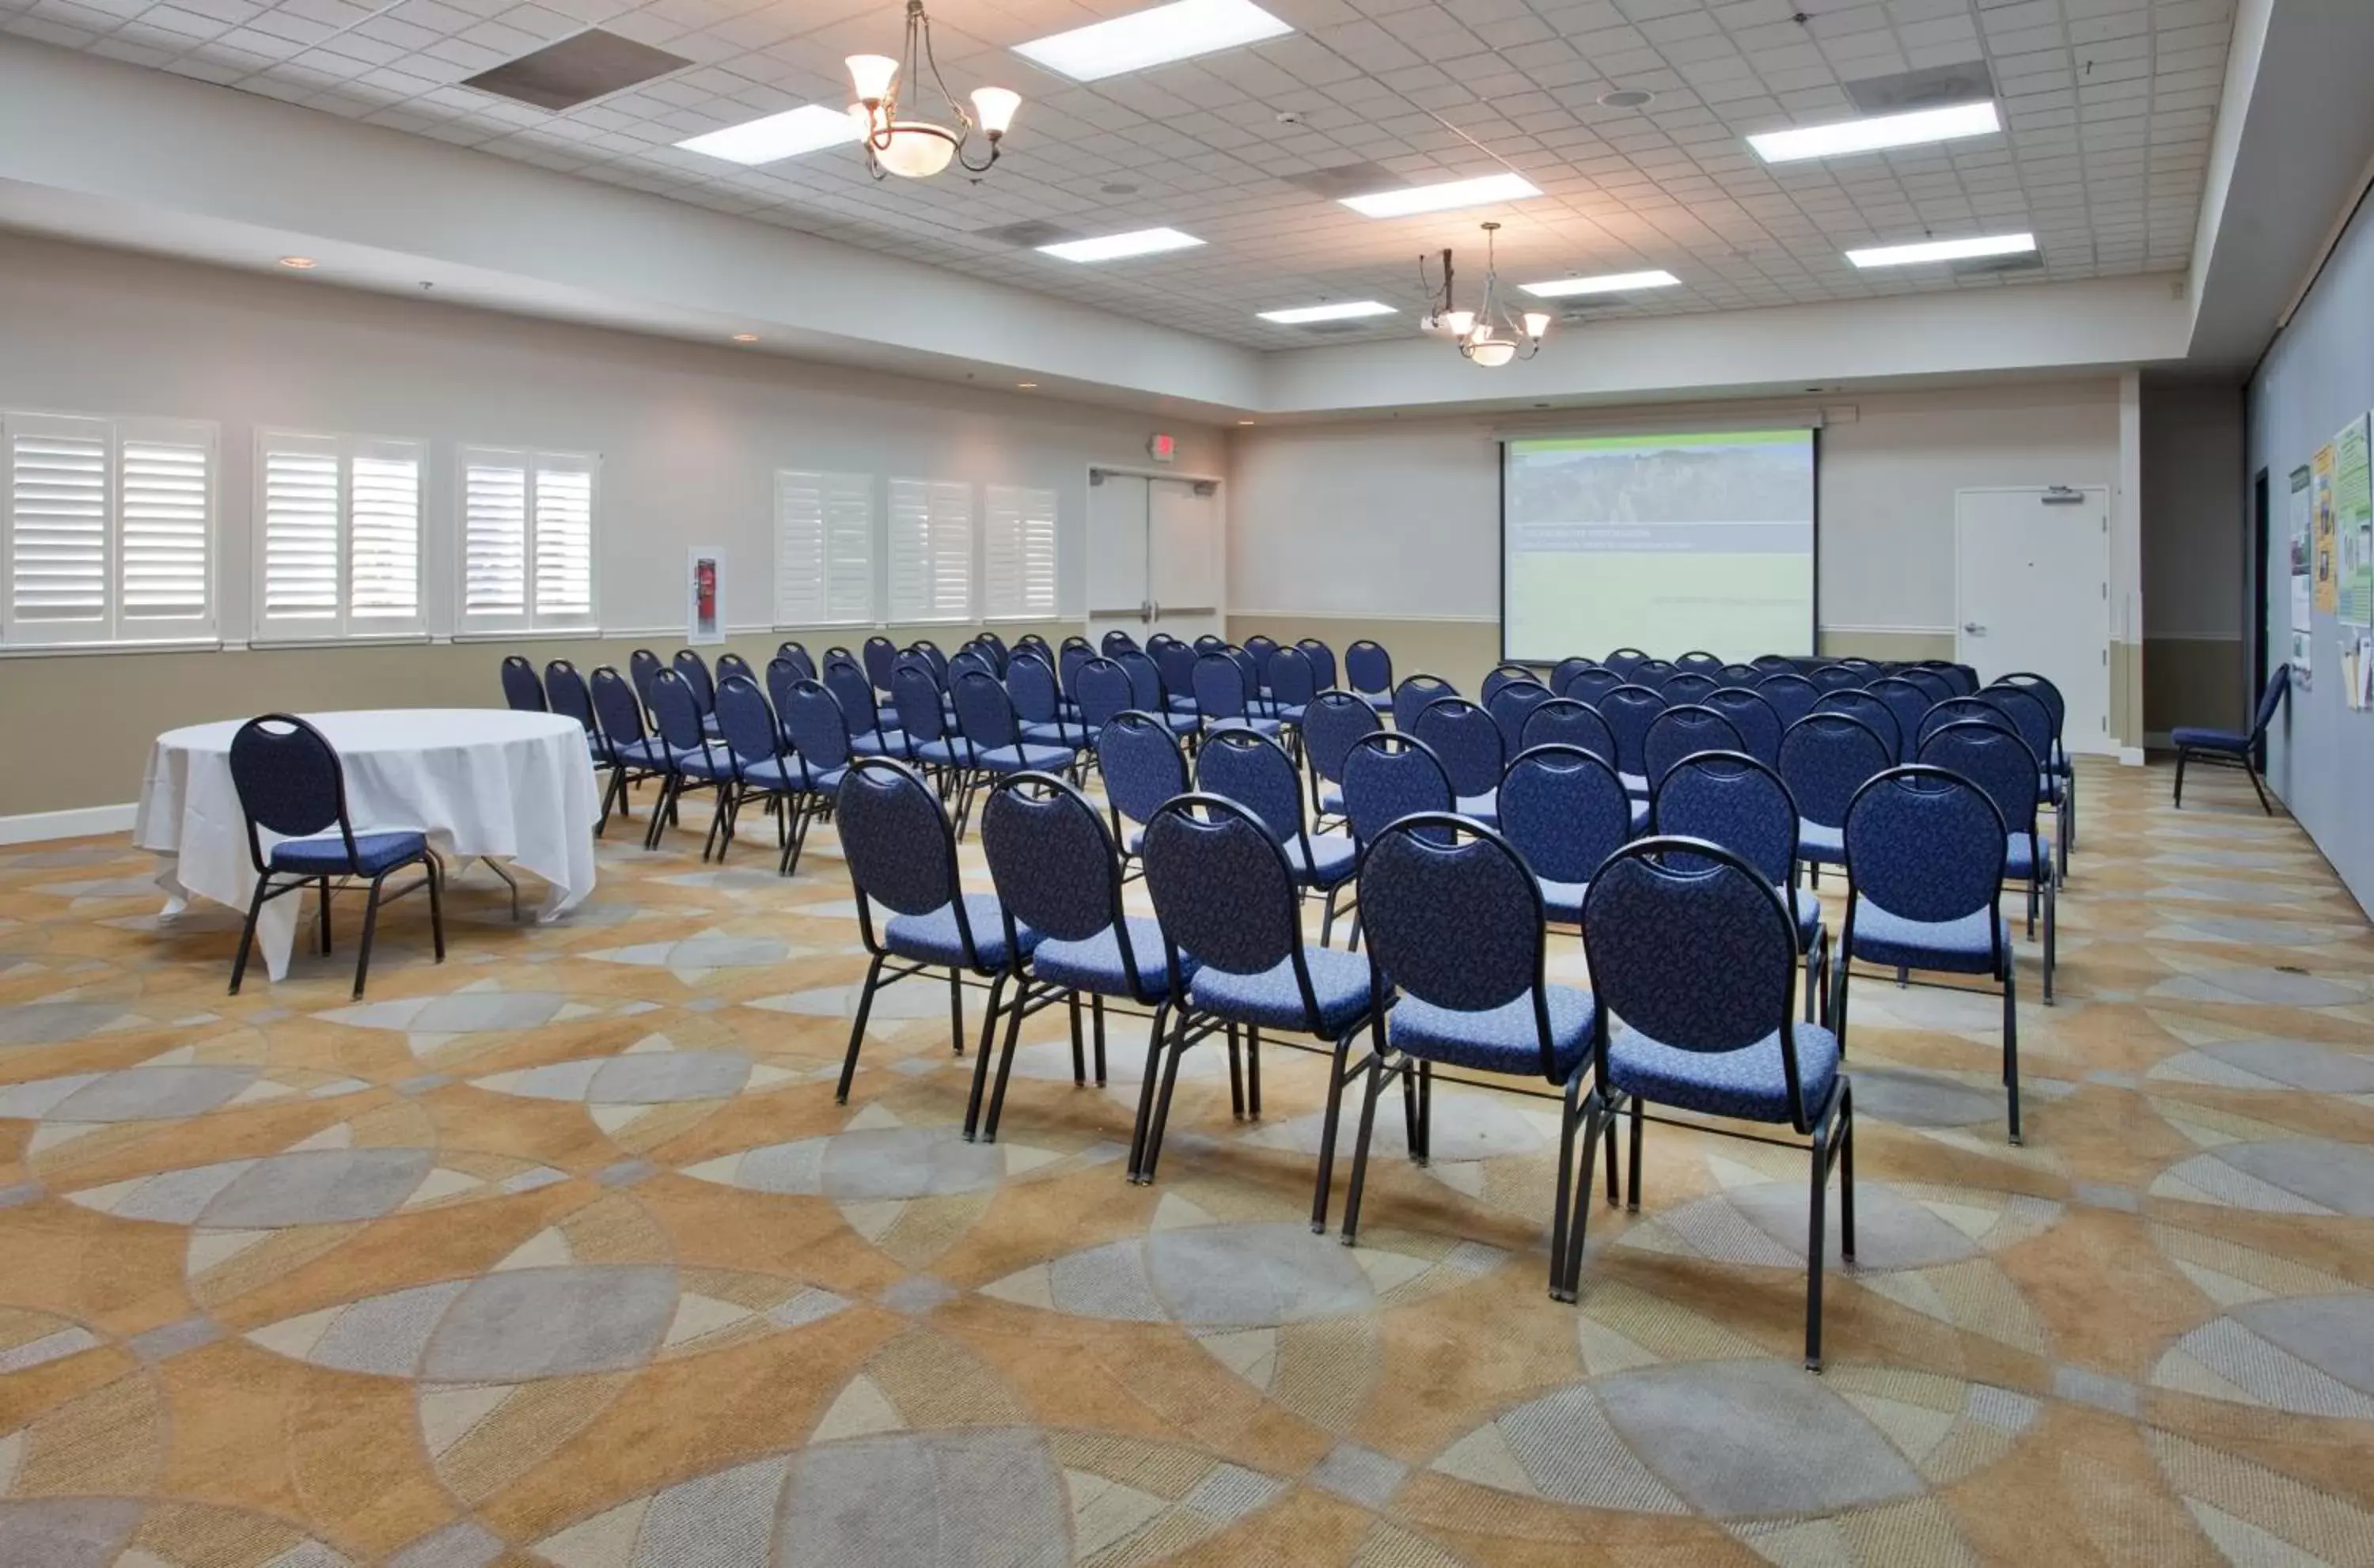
686 547 723 645
2313 442 2339 615
2336 414 2373 628
2290 464 2315 632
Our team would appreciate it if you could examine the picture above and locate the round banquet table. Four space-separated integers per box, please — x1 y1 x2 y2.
135 709 601 983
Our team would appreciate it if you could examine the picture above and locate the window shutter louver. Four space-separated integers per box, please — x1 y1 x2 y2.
258 433 423 640
117 433 211 625
889 479 973 623
260 439 342 626
4 412 215 646
462 455 529 623
776 469 874 628
6 419 109 631
825 473 875 625
984 484 1057 620
347 449 421 624
532 459 594 623
459 446 597 634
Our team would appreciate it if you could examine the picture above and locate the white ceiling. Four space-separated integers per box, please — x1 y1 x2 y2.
0 0 2233 351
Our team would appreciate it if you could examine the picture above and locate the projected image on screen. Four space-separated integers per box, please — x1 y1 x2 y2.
1503 430 1815 664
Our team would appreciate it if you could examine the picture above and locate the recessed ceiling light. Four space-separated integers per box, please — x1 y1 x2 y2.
1339 171 1539 219
1598 89 1652 108
1014 0 1291 82
1519 269 1681 298
1016 381 1038 388
731 332 760 343
1256 300 1397 324
277 256 317 269
676 104 862 166
1750 100 2000 164
1037 227 1204 263
1237 419 1256 426
1847 231 2036 268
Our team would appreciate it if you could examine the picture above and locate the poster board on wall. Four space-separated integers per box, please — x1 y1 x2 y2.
2336 414 2373 628
2290 464 2315 633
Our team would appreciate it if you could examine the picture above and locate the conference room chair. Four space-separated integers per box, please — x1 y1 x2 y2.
645 669 733 853
1809 663 1866 693
1674 650 1723 673
851 636 893 695
225 714 446 1000
1718 662 1763 686
1777 712 1894 887
1007 651 1085 752
1839 657 1883 676
1498 743 1633 927
1993 672 2075 836
1921 719 2057 1001
1059 641 1094 713
1603 647 1649 678
1114 649 1200 740
1596 684 1668 798
1014 631 1055 668
1339 730 1454 869
1149 636 1201 716
628 647 664 710
1192 650 1285 740
909 639 947 682
773 678 862 877
1295 637 1337 691
1071 656 1133 736
1836 766 2020 1142
1099 629 1138 657
1701 687 1783 767
672 649 722 736
1863 676 1933 763
1917 695 2014 752
1197 727 1358 944
1755 669 1819 731
1978 684 2071 872
1095 710 1189 872
1390 672 1458 733
1660 669 1718 706
1336 814 1599 1282
1135 795 1380 1222
775 641 817 680
1344 638 1394 713
1633 657 1678 689
544 658 606 765
1641 704 1744 793
947 669 1077 838
832 758 1035 1106
706 674 803 870
2173 663 2292 814
1652 752 1828 1022
1481 662 1536 702
1486 678 1554 756
499 654 547 713
1244 634 1281 697
1560 665 1624 706
1750 653 1800 677
1900 666 1955 706
1572 836 1853 1368
1411 695 1505 823
889 661 968 797
821 654 905 760
1925 660 1979 697
715 651 756 691
977 630 1012 670
1812 687 1903 763
975 772 1190 1149
1299 690 1375 828
1267 645 1318 732
590 666 673 835
1550 655 1598 693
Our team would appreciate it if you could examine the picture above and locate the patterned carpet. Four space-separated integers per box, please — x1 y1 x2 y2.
4 756 2373 1567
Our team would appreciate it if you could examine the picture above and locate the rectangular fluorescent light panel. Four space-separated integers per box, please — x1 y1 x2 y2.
1520 269 1681 298
1750 100 2000 163
1847 232 2036 268
1037 227 1205 263
1014 0 1292 82
677 104 859 165
1339 171 1540 218
1257 301 1397 324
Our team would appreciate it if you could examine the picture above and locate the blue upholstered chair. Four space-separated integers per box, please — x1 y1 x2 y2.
1560 665 1623 706
499 654 546 713
1295 637 1337 691
825 655 905 759
1338 814 1601 1281
643 669 734 851
544 657 609 778
1266 645 1318 730
1810 664 1866 692
1596 684 1668 798
707 674 815 872
2173 664 2291 815
1641 704 1743 792
1755 670 1819 730
1777 712 1893 884
1073 657 1134 734
1663 670 1720 707
1498 743 1633 925
673 648 722 736
1812 687 1902 763
1994 671 2076 853
1116 649 1200 738
590 665 671 835
1008 652 1085 752
1574 836 1853 1366
715 651 755 688
949 670 1075 838
1864 676 1932 763
774 641 816 680
1921 720 2057 1001
1602 647 1649 679
1979 684 2069 871
1718 663 1763 687
833 758 1036 1103
1521 696 1617 767
1750 653 1800 676
1900 666 1955 706
1101 629 1140 657
1486 679 1554 756
1344 638 1394 712
1835 766 2019 1141
1197 727 1358 940
1926 661 1979 697
1411 696 1504 823
1243 634 1282 700
1300 690 1376 824
1550 656 1598 692
1339 731 1454 858
1632 658 1678 690
1702 687 1783 767
890 661 966 793
1916 695 2013 752
773 676 857 876
1096 710 1188 866
1652 752 1826 1021
1152 638 1202 715
1390 672 1458 733
1136 794 1379 1217
861 634 898 693
628 647 664 710
1674 650 1723 674
1193 651 1284 738
226 714 444 999
1481 663 1536 703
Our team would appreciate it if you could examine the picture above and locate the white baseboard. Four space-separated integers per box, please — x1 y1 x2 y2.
0 802 136 844
2119 747 2146 767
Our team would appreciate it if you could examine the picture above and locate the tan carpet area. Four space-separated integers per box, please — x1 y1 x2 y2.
4 756 2373 1566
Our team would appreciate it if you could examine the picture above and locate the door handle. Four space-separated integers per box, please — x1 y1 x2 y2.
1963 622 1986 634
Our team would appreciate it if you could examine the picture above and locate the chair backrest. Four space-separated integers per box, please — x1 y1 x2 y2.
1651 752 1799 887
1701 687 1782 767
911 640 947 682
776 642 816 680
229 715 353 868
1075 657 1134 730
1776 712 1893 829
1560 665 1623 706
823 657 881 735
715 651 755 688
1360 816 1566 1078
1992 672 2066 745
982 773 1130 964
1597 684 1668 778
1917 695 2014 750
1976 685 2054 772
1115 648 1167 713
839 759 973 956
647 669 708 755
1809 663 1864 692
1410 696 1504 801
1864 677 1932 763
1486 679 1554 754
1718 663 1762 687
1550 656 1598 692
1603 647 1649 677
1195 728 1310 852
1301 691 1375 787
1521 696 1616 763
1660 670 1718 706
1100 629 1139 657
977 629 1011 665
1481 663 1536 702
1918 720 2042 849
1295 638 1337 690
1344 638 1392 695
628 648 663 707
1155 639 1200 701
1754 671 1818 729
892 663 950 748
1097 711 1188 832
862 635 897 692
1191 651 1250 721
1498 744 1632 887
1674 650 1723 673
1583 838 1810 1124
954 668 1022 752
1341 731 1453 849
672 650 716 713
2247 662 2292 738
544 660 597 736
779 677 854 777
1642 704 1745 789
1243 634 1280 687
949 647 997 688
1900 667 1954 705
590 666 647 745
1811 688 1902 762
1142 797 1312 1009
1059 642 1094 699
1267 646 1317 710
1750 653 1799 676
1391 673 1458 733
1632 658 1678 690
1844 767 2008 946
500 654 547 713
1018 632 1056 665
714 674 781 767
1930 661 1979 697
1007 652 1062 725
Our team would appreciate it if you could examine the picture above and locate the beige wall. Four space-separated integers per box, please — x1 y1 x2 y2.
2138 381 2250 739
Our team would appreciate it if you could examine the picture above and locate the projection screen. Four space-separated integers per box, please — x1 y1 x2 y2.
1501 429 1817 664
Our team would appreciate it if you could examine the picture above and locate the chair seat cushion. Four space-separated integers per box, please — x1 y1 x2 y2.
2004 835 2047 881
1620 771 1649 798
1629 798 1649 832
1020 720 1079 747
1208 716 1285 739
677 748 735 781
908 738 965 767
1189 945 1371 1035
609 736 673 769
1360 692 1392 712
1456 790 1499 828
1167 696 1200 714
1539 877 1585 922
1798 819 1845 864
1788 886 1824 951
1286 833 1357 888
1031 917 1189 999
883 895 1037 971
1847 900 2012 976
271 829 428 876
737 756 843 794
1390 984 1593 1081
1161 711 1202 737
849 729 908 758
1318 782 1344 815
974 741 1076 774
1606 1020 1841 1125
2171 725 2247 752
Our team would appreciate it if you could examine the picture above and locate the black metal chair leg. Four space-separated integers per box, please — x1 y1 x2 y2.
836 955 886 1104
1068 993 1086 1088
1090 994 1107 1087
2249 763 2273 815
1626 1093 1644 1211
1246 1025 1261 1117
351 870 390 1000
1838 1084 1856 1262
979 979 1028 1143
1546 1077 1583 1296
1310 1025 1361 1232
949 970 965 1056
1559 1096 1611 1302
1140 1022 1193 1184
1806 1116 1830 1373
2003 964 2022 1145
426 855 446 963
228 877 271 995
2173 748 2188 808
1225 1022 1244 1119
1338 1049 1390 1246
1127 1001 1174 1182
317 877 332 954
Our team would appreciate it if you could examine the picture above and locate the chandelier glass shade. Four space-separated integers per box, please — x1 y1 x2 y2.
1420 221 1548 367
846 2 1018 180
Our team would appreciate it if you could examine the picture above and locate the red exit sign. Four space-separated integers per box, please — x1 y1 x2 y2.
1147 433 1176 463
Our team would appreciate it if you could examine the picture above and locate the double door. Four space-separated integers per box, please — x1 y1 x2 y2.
1086 472 1223 648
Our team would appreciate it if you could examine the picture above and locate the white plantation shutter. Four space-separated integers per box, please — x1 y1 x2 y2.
775 469 874 627
256 432 423 641
259 436 341 629
532 455 595 625
888 478 973 622
982 484 1057 620
3 411 214 646
459 447 597 633
348 444 422 627
461 453 529 627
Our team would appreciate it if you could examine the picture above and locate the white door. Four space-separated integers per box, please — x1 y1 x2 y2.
1955 487 2112 753
1086 470 1224 646
1087 473 1151 646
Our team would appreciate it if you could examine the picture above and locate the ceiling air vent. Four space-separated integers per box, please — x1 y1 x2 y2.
462 30 693 112
1952 250 2045 278
1295 320 1375 335
973 220 1085 248
1843 60 1996 115
1280 163 1406 202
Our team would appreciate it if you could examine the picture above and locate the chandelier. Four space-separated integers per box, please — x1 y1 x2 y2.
847 0 1020 180
1420 222 1550 367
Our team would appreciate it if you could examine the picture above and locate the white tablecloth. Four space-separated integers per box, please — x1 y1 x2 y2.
134 709 601 981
